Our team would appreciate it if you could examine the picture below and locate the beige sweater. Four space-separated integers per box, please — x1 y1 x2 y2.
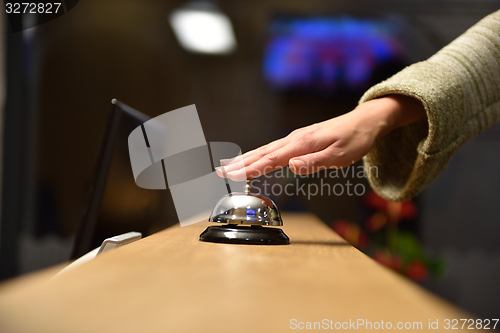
359 10 500 202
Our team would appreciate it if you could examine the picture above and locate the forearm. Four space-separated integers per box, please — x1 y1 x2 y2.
357 10 500 201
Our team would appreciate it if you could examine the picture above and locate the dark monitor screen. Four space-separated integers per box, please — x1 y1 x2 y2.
71 100 171 259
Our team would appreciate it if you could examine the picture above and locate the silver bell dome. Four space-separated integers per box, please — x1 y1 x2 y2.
208 182 283 226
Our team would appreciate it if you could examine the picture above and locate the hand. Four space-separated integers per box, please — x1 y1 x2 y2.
218 95 426 181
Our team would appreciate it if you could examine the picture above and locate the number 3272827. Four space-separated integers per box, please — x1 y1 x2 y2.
444 319 498 330
5 3 62 14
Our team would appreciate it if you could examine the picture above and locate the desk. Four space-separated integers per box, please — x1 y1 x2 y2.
0 213 470 332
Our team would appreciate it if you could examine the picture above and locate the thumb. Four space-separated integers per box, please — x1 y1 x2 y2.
289 149 341 175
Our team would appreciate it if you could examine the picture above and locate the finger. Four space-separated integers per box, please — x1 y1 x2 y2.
215 166 229 178
220 158 236 166
226 141 313 181
216 154 248 179
219 136 290 173
289 146 353 175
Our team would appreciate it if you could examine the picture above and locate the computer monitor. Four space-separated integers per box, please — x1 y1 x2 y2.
71 99 171 259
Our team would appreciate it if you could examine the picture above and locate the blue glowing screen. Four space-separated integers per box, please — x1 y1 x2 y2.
263 16 406 93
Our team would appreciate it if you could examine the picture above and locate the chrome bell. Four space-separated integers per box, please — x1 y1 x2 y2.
199 180 290 245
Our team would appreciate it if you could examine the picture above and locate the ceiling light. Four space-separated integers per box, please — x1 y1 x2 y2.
169 2 237 55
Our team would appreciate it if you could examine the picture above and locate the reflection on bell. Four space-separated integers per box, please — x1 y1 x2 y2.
199 180 290 245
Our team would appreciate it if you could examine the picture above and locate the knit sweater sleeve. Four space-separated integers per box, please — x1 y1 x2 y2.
358 10 500 201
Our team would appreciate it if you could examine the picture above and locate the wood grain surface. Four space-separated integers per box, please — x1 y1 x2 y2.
0 213 472 332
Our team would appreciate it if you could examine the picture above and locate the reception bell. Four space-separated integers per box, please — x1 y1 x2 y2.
199 180 290 245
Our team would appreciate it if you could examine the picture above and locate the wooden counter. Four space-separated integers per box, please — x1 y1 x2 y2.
0 213 471 332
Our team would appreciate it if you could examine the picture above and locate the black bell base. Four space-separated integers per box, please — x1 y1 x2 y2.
199 225 290 245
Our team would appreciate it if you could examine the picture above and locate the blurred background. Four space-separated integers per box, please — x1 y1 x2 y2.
0 0 499 319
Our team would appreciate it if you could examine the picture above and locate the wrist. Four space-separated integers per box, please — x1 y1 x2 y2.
354 95 427 140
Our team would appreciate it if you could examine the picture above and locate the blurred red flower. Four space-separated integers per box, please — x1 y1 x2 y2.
331 219 369 249
365 191 417 223
405 260 428 282
372 251 403 272
364 191 388 211
365 211 388 232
